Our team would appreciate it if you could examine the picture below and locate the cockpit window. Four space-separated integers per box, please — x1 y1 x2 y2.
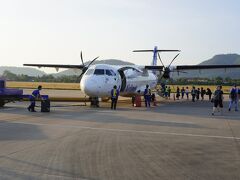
106 70 113 76
94 69 105 75
85 69 94 75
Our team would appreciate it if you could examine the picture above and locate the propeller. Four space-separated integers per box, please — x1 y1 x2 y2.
76 51 99 82
157 52 165 68
157 52 186 80
168 53 180 68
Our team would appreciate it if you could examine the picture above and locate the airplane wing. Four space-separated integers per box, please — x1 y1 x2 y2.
175 65 240 70
144 66 164 70
23 64 85 69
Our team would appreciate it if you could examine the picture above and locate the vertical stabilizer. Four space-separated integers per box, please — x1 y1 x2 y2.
152 46 158 66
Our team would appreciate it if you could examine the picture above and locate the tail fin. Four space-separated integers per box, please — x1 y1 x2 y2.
152 46 158 66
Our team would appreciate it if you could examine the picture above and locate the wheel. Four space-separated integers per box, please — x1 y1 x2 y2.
0 100 5 107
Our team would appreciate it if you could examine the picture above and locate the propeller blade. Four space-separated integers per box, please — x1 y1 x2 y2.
87 56 99 67
168 53 180 68
80 51 84 66
158 53 165 68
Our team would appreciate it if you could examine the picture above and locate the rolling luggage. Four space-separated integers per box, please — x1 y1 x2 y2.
41 98 50 112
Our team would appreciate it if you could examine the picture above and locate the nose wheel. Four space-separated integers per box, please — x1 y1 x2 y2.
89 97 100 107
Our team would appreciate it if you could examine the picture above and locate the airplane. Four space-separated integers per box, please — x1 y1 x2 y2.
24 46 240 98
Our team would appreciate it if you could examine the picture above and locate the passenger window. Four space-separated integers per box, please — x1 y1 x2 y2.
94 69 105 75
106 70 113 76
85 69 94 75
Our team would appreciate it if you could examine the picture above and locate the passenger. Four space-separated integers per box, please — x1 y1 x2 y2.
206 88 212 101
111 85 119 110
200 87 206 101
212 85 224 115
28 85 42 112
181 87 185 99
185 86 189 100
167 86 171 99
151 93 156 106
144 84 151 107
191 86 196 102
196 88 200 101
176 87 180 100
164 86 168 98
228 85 238 111
132 96 136 107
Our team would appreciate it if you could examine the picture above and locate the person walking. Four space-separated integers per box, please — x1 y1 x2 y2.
206 88 212 101
191 86 196 102
111 85 119 110
144 84 151 107
181 87 185 99
200 87 206 101
185 86 189 100
212 85 224 115
28 85 42 112
228 85 238 111
167 86 171 99
176 87 180 100
196 88 200 101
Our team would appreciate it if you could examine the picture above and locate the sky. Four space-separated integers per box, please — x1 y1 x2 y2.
0 0 239 73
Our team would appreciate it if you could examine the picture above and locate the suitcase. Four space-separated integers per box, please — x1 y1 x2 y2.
41 99 50 112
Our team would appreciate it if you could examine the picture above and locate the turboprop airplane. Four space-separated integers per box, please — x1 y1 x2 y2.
24 46 240 98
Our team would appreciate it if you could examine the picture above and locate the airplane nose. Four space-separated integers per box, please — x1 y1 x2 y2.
81 78 100 96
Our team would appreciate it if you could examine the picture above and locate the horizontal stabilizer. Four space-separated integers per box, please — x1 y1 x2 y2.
133 50 180 52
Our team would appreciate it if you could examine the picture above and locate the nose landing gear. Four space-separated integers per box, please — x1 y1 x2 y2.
89 97 99 107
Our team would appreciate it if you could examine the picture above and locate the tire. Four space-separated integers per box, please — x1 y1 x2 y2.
0 100 5 107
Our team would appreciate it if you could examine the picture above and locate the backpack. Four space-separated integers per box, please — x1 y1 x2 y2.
230 89 237 100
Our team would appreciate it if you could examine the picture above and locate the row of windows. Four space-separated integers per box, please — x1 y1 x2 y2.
85 69 116 76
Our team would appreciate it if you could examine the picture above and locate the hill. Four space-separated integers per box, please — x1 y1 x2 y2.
0 59 134 77
174 54 240 79
0 66 46 77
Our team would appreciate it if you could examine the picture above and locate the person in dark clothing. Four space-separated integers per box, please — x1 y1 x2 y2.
191 86 196 102
181 87 185 99
196 88 200 101
228 85 238 111
212 86 224 115
176 87 180 100
206 88 212 101
200 87 206 101
144 85 151 107
111 85 119 110
28 85 42 112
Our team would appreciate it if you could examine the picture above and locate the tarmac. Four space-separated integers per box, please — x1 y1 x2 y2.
0 94 240 179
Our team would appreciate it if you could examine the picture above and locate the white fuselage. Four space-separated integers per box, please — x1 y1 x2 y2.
80 64 157 97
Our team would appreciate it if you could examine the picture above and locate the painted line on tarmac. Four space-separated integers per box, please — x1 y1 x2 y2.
8 121 240 141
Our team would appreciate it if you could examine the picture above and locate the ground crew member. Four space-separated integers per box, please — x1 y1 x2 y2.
228 85 238 111
144 85 151 107
28 85 42 112
111 85 119 110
